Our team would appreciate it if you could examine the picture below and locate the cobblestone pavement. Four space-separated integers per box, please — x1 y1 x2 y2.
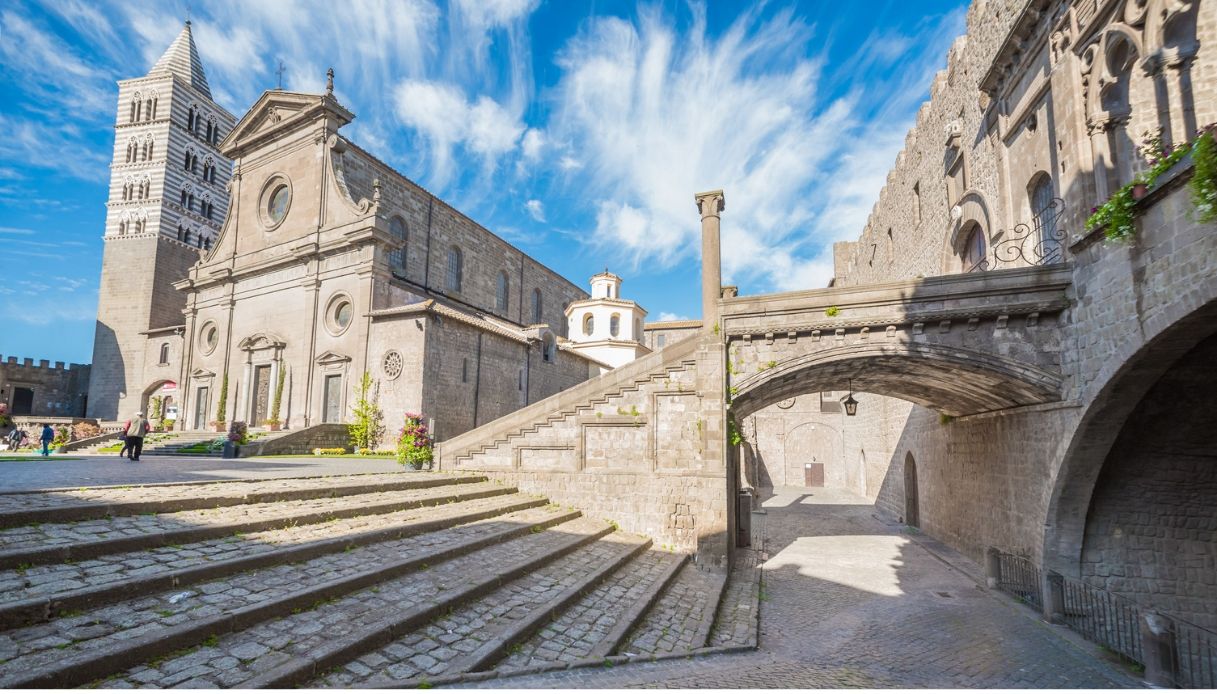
708 547 761 648
0 505 569 681
99 516 612 688
317 531 651 687
0 471 452 515
0 481 506 557
497 550 684 671
620 561 725 656
463 487 1145 688
0 492 540 606
0 455 403 492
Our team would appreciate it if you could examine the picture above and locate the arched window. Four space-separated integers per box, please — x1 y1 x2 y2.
1029 175 1061 264
531 288 543 324
158 343 170 365
542 333 556 363
495 271 509 313
177 223 184 241
583 313 594 336
446 246 463 292
188 192 195 212
388 216 407 270
180 188 188 207
150 96 157 120
187 106 196 131
183 150 191 171
125 138 136 163
183 229 192 245
204 237 212 251
609 313 620 337
963 223 987 272
208 117 218 145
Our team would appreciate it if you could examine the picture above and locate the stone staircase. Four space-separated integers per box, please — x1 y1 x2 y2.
0 472 758 688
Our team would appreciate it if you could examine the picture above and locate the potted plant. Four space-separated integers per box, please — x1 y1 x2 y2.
395 413 434 470
213 373 229 432
265 368 285 432
223 421 249 459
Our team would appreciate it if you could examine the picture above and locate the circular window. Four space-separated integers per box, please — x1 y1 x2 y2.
325 294 354 335
268 185 290 223
259 176 292 230
383 350 403 380
199 322 219 355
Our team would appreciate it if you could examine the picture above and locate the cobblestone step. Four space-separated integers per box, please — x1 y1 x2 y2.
707 547 762 649
0 505 580 688
0 481 512 570
0 472 473 526
619 561 728 656
94 516 612 689
0 492 547 629
324 531 653 687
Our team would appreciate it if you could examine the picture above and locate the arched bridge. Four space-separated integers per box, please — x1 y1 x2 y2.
723 264 1072 418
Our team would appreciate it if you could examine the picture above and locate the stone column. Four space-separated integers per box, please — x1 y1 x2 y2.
694 190 725 331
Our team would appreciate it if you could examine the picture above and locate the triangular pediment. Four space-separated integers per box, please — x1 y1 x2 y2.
221 90 354 159
190 368 217 379
315 350 352 365
238 332 287 351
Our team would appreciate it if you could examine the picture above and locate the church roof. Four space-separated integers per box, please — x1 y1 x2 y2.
150 21 211 99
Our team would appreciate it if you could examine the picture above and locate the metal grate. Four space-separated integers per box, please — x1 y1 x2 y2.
1171 617 1217 689
1058 574 1143 663
995 552 1043 611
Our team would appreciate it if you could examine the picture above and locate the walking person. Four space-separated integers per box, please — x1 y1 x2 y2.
5 427 20 452
125 412 149 461
39 424 54 458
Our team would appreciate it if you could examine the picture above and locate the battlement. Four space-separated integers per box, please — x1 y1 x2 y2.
0 355 90 373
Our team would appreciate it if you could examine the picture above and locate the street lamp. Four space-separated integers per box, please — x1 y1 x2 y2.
843 379 859 417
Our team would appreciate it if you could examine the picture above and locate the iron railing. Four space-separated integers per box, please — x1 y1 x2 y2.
994 552 1043 611
989 548 1217 688
1057 573 1143 663
966 198 1067 273
1170 617 1217 689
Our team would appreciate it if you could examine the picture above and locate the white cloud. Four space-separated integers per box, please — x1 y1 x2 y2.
521 128 545 160
545 4 964 295
657 312 691 322
524 199 546 222
394 79 524 185
452 0 537 29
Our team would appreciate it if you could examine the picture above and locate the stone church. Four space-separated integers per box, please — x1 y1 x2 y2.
87 23 604 440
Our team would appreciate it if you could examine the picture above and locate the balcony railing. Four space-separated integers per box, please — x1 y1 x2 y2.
966 198 1067 274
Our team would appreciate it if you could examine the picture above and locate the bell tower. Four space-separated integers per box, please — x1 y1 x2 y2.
87 22 236 420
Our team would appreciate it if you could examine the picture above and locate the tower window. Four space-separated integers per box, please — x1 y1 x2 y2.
158 343 170 365
388 216 407 270
610 313 620 338
583 313 594 337
531 288 543 324
495 271 509 313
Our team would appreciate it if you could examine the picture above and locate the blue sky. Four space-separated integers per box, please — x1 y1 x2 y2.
0 0 967 365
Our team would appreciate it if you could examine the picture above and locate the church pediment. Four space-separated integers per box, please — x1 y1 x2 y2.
190 368 216 379
315 350 352 365
221 89 354 159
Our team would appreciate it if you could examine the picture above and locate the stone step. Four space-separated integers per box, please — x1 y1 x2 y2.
706 547 762 650
0 505 582 688
0 472 477 526
315 530 653 687
91 516 612 689
0 481 513 569
0 492 548 629
618 561 728 656
496 549 689 670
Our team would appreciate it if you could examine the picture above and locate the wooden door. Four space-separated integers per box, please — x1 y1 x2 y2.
12 387 33 416
805 463 825 487
252 365 271 425
904 453 920 527
322 375 342 423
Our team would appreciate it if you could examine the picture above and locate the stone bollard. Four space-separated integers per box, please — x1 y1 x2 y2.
1044 571 1066 623
985 547 1002 589
1139 611 1177 688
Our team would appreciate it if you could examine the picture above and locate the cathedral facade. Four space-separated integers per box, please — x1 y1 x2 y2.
88 24 597 440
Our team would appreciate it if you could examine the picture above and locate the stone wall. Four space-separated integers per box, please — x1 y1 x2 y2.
0 357 90 419
438 335 733 566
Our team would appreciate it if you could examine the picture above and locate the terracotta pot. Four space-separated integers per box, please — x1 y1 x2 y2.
213 423 227 433
266 423 281 432
1131 183 1149 200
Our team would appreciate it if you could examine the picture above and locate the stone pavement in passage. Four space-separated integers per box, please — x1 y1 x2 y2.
461 486 1145 689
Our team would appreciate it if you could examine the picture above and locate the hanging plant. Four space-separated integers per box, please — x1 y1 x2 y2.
1190 128 1217 224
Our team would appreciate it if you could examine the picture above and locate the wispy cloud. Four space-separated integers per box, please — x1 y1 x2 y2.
524 199 546 222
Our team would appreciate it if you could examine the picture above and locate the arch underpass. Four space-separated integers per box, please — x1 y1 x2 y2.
722 264 1072 418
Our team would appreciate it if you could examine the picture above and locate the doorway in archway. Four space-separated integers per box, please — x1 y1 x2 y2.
904 452 920 527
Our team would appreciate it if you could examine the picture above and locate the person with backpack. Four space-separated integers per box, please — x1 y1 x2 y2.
39 424 54 457
124 412 149 461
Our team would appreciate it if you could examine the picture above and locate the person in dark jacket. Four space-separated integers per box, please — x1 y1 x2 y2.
39 424 54 457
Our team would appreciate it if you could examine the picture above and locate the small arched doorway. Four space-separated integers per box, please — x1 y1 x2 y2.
904 452 920 528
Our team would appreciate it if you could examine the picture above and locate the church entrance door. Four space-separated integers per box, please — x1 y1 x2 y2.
193 386 209 430
322 375 342 423
251 365 271 425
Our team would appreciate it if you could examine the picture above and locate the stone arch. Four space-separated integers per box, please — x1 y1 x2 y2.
1042 296 1217 582
730 341 1063 420
945 189 991 272
139 379 177 422
783 421 842 489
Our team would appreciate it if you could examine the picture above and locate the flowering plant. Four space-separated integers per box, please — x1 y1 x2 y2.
395 413 434 470
227 420 249 445
0 403 9 428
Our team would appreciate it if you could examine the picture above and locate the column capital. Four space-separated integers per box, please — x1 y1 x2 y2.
694 189 725 219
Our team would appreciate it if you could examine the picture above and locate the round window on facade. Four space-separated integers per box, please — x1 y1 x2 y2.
382 350 403 380
259 176 292 230
199 322 219 355
325 294 354 335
